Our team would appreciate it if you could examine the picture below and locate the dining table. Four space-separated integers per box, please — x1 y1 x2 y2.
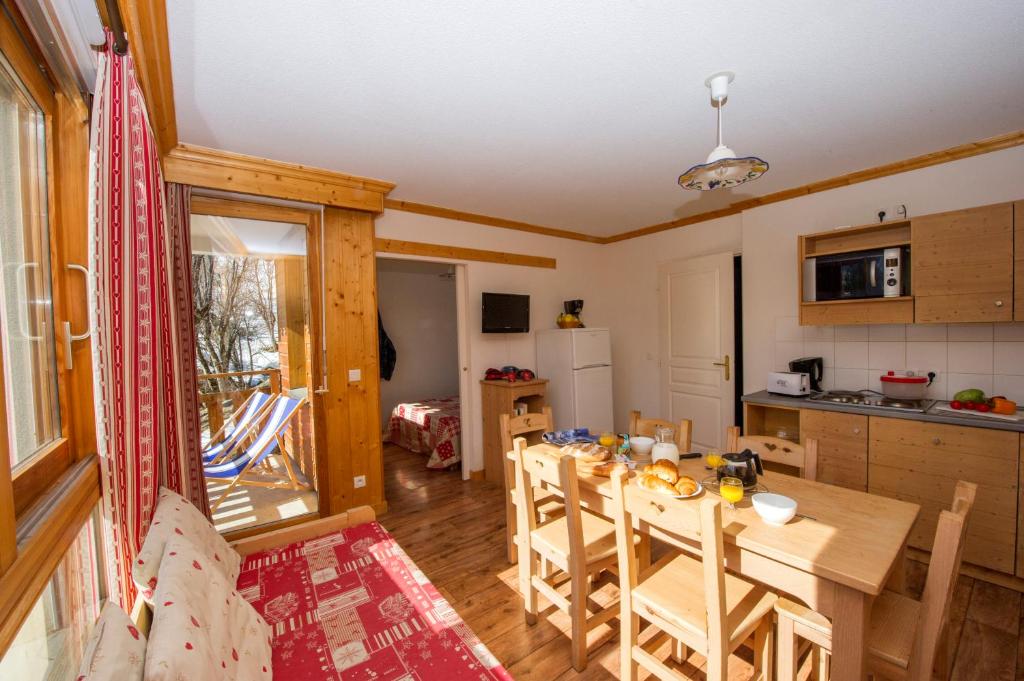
518 442 921 681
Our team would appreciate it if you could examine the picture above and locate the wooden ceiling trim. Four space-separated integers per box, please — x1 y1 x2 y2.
116 0 178 157
606 128 1024 243
383 199 605 244
190 195 317 224
376 238 556 269
164 144 395 213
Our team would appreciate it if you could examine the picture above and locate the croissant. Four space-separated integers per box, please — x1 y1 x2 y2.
591 461 627 478
642 461 679 485
674 476 698 496
636 473 679 496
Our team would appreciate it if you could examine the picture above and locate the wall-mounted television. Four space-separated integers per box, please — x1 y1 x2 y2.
481 292 530 333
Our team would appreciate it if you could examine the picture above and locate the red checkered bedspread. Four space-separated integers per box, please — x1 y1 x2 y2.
385 397 461 469
237 521 511 681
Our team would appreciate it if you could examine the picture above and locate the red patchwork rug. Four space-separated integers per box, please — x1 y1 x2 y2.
237 521 512 680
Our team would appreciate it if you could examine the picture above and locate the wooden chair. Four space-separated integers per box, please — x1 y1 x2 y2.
609 468 776 681
500 407 564 564
775 480 978 681
726 426 819 480
512 436 648 671
629 410 693 451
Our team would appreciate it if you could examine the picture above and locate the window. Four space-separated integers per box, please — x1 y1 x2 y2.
0 52 61 468
0 511 105 680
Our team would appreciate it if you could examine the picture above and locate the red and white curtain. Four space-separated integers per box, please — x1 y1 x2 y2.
88 35 207 608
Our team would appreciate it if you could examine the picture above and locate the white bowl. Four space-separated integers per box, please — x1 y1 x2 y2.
752 493 797 527
629 436 655 456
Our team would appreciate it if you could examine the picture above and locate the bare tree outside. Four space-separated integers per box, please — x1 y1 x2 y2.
192 254 280 393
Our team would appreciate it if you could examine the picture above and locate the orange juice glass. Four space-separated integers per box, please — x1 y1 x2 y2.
720 476 744 509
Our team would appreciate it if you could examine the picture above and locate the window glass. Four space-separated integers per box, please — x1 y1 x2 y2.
0 510 105 680
0 53 61 467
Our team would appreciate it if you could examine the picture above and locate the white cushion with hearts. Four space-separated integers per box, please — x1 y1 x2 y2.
75 601 147 680
131 486 240 603
144 535 272 681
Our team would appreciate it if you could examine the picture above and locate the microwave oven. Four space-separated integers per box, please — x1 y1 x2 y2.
802 247 908 302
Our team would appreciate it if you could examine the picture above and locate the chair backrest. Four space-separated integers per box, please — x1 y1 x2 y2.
907 481 977 681
211 391 272 442
500 407 554 457
608 470 729 658
629 410 692 451
726 426 818 480
243 395 306 462
511 437 585 571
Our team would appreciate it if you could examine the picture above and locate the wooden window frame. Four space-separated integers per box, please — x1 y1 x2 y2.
0 1 99 660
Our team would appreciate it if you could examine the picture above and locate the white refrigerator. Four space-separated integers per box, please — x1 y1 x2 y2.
535 328 614 432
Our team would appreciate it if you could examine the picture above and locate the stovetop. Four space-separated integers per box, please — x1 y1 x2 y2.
808 390 935 413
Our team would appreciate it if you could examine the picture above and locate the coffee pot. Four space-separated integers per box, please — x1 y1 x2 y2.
716 450 764 488
651 426 680 466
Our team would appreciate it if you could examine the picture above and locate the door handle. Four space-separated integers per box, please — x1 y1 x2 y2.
712 355 731 381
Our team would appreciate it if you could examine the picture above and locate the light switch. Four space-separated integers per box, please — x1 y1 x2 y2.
348 368 361 382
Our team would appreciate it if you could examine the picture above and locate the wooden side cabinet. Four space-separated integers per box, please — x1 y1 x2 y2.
480 378 548 484
799 409 868 491
867 416 1018 574
912 202 1014 323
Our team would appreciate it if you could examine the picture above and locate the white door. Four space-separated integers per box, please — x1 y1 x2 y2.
571 328 611 369
658 252 735 451
572 365 614 433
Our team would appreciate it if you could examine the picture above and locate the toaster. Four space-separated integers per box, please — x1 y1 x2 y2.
767 371 811 396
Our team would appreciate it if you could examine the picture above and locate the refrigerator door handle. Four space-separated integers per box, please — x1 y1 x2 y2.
576 362 610 370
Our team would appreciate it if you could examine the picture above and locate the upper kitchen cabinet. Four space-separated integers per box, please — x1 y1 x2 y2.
1015 201 1024 320
912 202 1014 323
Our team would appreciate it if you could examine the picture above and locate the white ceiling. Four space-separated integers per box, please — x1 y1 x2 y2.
191 214 306 256
167 1 1024 237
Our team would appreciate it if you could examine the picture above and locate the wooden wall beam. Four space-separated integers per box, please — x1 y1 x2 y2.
190 195 317 224
376 238 557 269
606 129 1024 243
164 144 394 213
116 0 178 157
383 198 603 244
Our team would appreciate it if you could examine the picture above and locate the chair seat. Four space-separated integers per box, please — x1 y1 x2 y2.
535 489 565 518
867 590 919 670
633 553 777 646
530 509 624 565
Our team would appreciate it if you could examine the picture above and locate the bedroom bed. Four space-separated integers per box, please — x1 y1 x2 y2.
386 396 461 469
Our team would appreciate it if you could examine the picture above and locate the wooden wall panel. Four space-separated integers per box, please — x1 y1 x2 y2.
310 208 385 514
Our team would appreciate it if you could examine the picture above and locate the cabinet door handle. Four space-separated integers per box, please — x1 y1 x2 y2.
853 427 861 435
995 300 1004 308
932 437 942 445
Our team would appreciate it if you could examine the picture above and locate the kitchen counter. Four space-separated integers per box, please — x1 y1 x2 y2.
742 390 1024 433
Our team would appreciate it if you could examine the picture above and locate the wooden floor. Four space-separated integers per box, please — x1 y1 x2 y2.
377 443 1022 681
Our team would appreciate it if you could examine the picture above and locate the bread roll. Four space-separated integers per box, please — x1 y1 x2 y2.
642 461 679 485
561 443 611 463
591 461 627 478
674 476 698 496
636 473 678 496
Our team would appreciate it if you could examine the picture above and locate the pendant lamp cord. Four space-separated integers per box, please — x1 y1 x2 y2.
715 97 724 148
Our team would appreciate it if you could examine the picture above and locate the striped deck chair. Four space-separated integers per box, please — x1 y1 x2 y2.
204 395 309 513
203 391 277 465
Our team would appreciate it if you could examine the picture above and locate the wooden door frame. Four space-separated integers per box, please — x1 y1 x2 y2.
190 194 330 540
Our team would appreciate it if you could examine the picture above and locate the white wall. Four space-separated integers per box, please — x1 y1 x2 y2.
376 260 460 425
740 145 1024 401
374 211 606 473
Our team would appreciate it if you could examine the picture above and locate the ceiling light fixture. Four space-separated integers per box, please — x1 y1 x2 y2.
678 71 769 191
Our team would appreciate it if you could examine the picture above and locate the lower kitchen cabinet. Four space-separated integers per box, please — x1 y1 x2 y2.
800 409 868 491
867 416 1019 574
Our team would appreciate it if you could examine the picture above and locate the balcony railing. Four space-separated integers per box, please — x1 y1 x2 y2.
197 369 282 439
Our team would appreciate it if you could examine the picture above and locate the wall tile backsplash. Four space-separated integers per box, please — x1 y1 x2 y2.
771 320 1024 402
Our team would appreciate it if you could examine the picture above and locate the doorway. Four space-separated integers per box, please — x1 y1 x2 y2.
376 257 470 495
190 202 320 532
658 251 737 451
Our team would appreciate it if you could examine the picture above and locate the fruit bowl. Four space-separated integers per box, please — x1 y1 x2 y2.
557 318 582 328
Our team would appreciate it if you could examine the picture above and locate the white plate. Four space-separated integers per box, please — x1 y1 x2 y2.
672 482 703 499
